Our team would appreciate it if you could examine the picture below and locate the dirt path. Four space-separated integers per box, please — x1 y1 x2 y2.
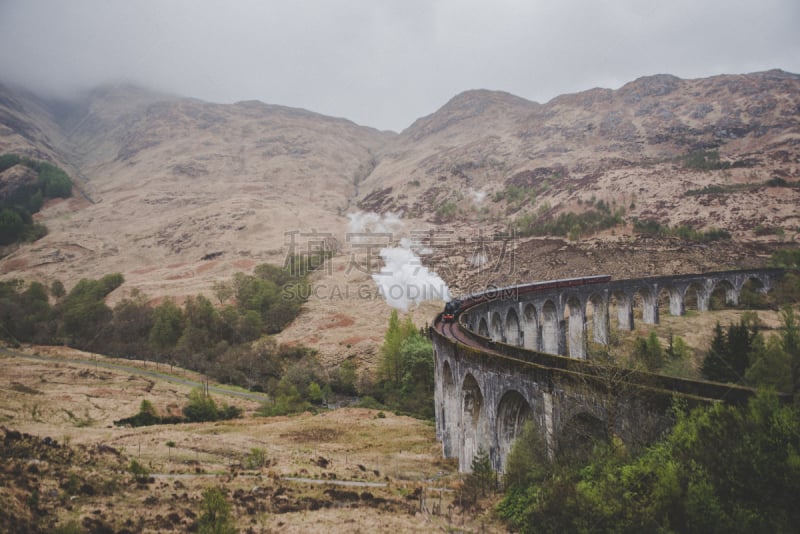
0 346 270 403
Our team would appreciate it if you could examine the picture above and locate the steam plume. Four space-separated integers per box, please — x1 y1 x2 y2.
372 238 451 312
348 212 451 311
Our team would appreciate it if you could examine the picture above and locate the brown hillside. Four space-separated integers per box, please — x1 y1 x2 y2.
0 71 798 364
0 84 393 303
362 70 800 240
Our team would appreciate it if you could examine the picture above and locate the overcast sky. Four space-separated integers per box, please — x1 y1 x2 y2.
1 0 798 132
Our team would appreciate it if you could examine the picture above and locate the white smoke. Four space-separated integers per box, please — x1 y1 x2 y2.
347 211 403 235
372 238 451 312
348 211 451 311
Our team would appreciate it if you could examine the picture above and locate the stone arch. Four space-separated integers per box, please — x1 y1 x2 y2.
657 285 684 317
556 411 609 464
739 276 769 308
587 292 609 345
490 312 504 342
505 308 522 346
440 361 456 457
710 278 738 308
742 275 766 291
478 317 490 337
461 373 486 472
495 390 533 471
541 300 559 354
564 295 586 359
522 303 539 351
684 281 709 311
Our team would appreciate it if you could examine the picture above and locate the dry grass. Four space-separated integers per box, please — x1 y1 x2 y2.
0 346 504 532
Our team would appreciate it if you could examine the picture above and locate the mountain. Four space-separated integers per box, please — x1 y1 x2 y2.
0 71 798 363
359 70 800 237
0 83 393 301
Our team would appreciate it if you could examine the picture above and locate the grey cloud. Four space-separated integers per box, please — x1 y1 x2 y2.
0 0 798 132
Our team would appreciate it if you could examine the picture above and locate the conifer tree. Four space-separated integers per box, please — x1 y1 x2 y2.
780 307 800 403
701 320 753 383
463 446 495 506
380 309 403 385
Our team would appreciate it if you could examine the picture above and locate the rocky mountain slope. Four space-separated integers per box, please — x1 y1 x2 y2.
0 71 798 364
361 70 800 239
0 83 392 300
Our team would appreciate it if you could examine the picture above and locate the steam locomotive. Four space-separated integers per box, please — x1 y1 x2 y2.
442 299 462 322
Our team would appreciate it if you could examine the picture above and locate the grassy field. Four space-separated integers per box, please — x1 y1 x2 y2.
3 302 788 531
0 346 504 533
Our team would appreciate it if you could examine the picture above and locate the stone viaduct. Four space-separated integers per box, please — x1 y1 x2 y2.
431 268 785 472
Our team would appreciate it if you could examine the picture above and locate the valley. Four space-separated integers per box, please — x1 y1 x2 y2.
1 69 799 531
0 345 485 532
